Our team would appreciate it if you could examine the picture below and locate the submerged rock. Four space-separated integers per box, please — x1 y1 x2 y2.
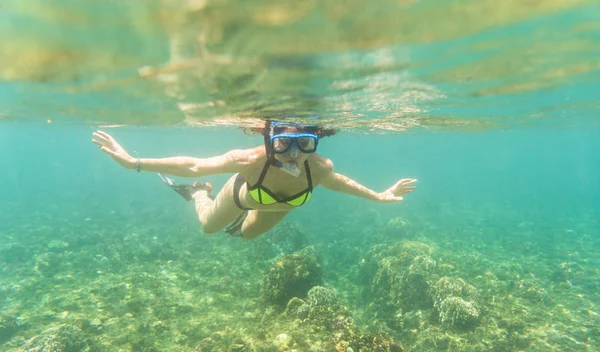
430 277 478 306
355 332 404 352
385 217 415 238
46 240 69 252
254 222 309 259
0 242 30 265
303 286 403 351
307 286 338 308
261 246 323 308
20 324 89 352
430 277 480 328
273 333 295 350
285 297 310 320
360 241 488 336
34 252 62 277
360 241 437 318
437 296 480 328
0 315 19 343
513 277 552 304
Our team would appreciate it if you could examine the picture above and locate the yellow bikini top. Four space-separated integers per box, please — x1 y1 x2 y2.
248 159 313 207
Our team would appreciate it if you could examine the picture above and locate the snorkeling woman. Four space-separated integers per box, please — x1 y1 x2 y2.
92 121 417 239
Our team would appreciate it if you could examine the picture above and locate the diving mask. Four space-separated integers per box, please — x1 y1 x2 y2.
269 122 319 154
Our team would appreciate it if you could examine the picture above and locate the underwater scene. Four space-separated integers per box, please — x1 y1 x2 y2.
1 0 600 351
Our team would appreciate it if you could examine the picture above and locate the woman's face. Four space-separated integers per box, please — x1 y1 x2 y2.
271 126 314 164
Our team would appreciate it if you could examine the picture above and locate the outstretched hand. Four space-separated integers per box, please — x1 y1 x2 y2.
378 178 417 203
92 130 136 169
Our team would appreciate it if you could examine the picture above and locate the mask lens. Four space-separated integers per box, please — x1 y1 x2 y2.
272 136 291 153
297 136 316 152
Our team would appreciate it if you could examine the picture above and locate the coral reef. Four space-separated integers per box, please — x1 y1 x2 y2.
2 207 599 352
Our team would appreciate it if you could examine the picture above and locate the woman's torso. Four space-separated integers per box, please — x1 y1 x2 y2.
237 147 330 212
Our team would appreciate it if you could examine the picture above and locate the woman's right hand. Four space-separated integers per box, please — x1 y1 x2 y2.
92 130 136 169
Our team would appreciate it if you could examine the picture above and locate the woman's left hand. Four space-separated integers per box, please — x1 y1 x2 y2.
378 178 417 203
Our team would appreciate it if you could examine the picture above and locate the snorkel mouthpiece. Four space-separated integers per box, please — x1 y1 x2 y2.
272 159 301 177
280 145 301 176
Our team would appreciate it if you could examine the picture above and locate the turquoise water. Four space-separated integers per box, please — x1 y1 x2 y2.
2 1 600 351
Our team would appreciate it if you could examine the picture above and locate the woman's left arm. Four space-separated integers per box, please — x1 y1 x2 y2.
320 168 417 203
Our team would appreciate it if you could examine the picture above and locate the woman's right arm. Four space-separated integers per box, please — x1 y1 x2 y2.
92 130 249 177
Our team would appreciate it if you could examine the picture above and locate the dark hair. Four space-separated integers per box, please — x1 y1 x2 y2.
241 120 337 138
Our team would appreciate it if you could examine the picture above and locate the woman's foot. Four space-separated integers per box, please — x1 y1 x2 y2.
158 173 214 201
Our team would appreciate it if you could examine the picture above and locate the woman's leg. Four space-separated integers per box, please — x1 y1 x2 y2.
193 175 243 234
241 211 290 239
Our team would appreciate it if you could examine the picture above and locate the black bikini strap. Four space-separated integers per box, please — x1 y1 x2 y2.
304 160 313 190
254 159 272 189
